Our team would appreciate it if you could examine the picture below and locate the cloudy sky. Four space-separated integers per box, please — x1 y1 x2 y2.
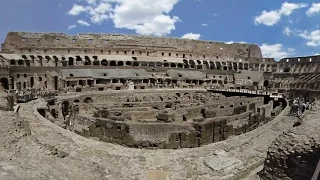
1 0 320 60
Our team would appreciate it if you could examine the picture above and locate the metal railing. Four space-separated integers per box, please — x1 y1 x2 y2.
207 87 284 99
16 90 58 102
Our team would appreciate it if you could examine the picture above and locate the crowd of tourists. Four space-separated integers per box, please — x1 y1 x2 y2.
290 98 311 117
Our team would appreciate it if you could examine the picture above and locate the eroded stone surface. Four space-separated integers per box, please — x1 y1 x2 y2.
204 150 243 174
259 108 320 180
0 100 295 180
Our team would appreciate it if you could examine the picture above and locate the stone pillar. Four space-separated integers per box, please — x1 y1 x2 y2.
7 94 14 111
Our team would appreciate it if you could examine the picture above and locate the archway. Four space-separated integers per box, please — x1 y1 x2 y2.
68 57 74 66
101 59 108 66
118 61 124 66
0 77 9 90
263 80 269 87
93 60 100 66
84 97 93 103
30 77 34 88
110 61 116 66
62 101 70 117
126 61 132 66
51 109 58 118
84 59 91 66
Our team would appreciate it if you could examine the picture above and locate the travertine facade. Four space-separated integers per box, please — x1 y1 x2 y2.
0 31 277 93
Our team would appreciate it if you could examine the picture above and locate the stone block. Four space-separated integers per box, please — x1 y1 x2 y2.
214 133 221 142
181 132 197 148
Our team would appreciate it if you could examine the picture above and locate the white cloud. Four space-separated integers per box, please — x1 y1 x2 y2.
299 30 320 47
201 23 208 26
67 25 77 30
67 0 181 36
254 2 308 26
260 43 293 59
279 2 308 15
181 33 201 40
68 4 87 15
306 3 320 16
287 48 295 52
77 20 90 26
283 26 292 36
225 41 247 44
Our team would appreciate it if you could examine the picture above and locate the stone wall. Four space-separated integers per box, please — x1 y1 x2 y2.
47 94 281 149
259 109 320 180
2 32 263 61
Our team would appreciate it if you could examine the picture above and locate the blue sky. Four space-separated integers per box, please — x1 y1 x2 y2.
1 0 320 60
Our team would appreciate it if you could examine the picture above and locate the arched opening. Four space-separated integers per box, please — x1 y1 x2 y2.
10 59 16 66
93 60 100 66
164 63 169 67
209 61 215 69
68 57 74 66
149 62 155 67
61 101 70 117
203 61 209 69
178 63 183 68
0 77 9 90
197 60 202 64
16 82 22 90
110 61 116 66
239 63 243 70
101 59 108 66
140 61 147 66
263 80 269 87
283 67 290 72
79 80 84 86
244 63 249 70
133 61 139 66
156 62 162 67
74 99 80 103
51 109 58 118
118 61 124 66
201 109 206 117
216 62 221 70
25 60 31 66
23 82 26 89
84 59 91 66
30 77 34 88
233 63 238 70
62 60 68 67
84 97 93 103
170 63 176 68
126 61 132 66
18 60 23 66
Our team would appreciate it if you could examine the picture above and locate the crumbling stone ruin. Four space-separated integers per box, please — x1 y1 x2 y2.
36 91 282 149
0 31 319 179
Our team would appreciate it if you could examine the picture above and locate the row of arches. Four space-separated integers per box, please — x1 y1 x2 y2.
9 58 275 72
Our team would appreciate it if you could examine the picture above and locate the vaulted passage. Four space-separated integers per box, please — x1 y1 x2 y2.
0 77 9 90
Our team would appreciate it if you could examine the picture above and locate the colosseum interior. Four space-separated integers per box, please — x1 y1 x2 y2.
0 31 319 180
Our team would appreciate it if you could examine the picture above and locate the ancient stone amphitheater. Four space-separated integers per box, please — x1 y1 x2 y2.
0 32 319 180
